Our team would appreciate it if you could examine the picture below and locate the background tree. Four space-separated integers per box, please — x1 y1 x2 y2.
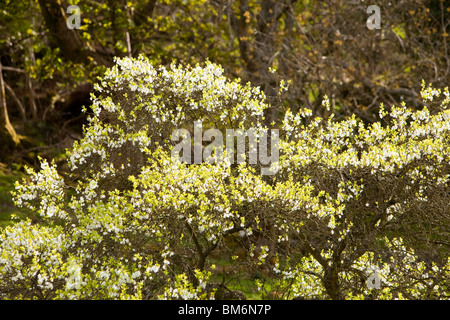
0 61 21 157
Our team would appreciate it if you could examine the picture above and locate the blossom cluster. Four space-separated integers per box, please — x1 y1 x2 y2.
1 56 449 299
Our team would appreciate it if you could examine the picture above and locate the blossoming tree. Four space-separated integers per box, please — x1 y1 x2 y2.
1 56 449 299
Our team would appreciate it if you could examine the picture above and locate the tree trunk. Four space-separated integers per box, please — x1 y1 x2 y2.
229 0 292 126
0 62 20 161
323 264 341 300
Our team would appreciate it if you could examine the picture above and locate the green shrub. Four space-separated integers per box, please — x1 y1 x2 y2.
1 56 449 299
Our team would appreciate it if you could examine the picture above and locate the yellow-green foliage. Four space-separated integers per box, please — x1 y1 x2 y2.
1 57 449 299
